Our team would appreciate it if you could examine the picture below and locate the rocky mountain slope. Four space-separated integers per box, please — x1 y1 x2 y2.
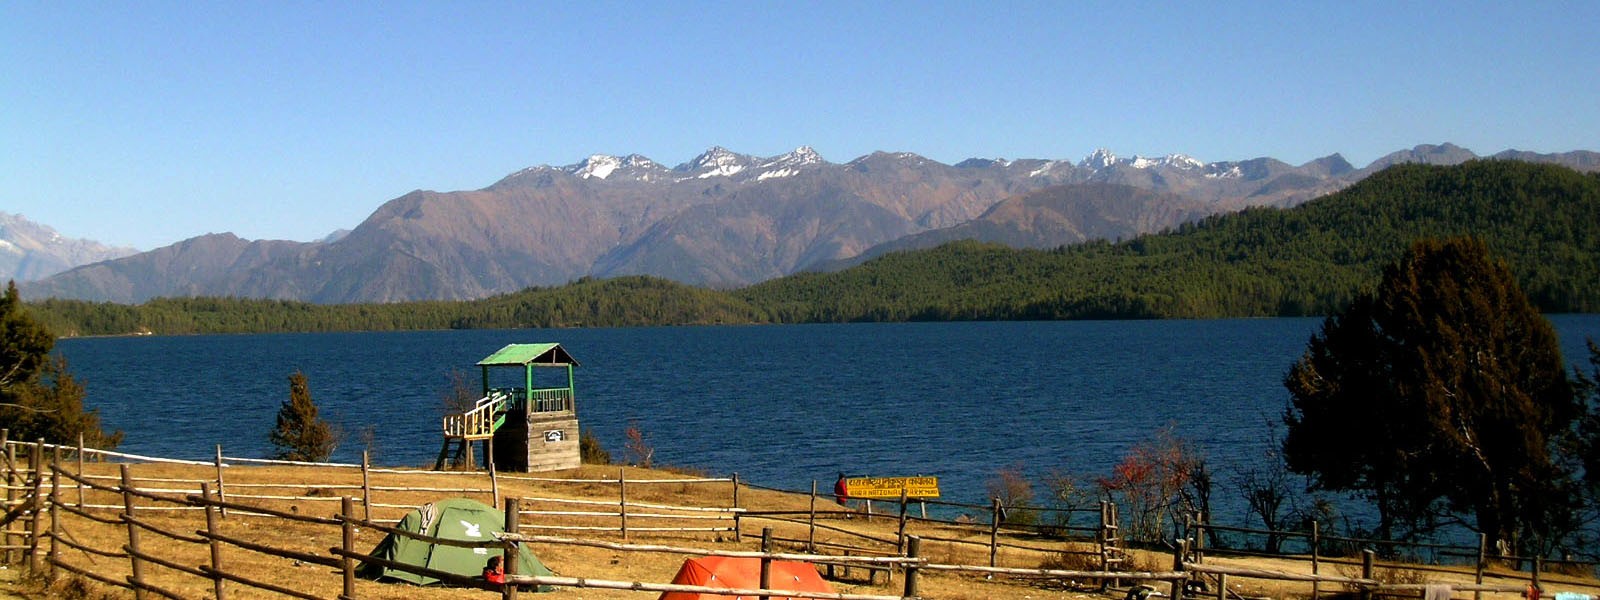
814 183 1213 271
22 144 1599 303
0 213 137 283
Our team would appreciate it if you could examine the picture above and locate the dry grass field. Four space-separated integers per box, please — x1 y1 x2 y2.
5 459 1598 600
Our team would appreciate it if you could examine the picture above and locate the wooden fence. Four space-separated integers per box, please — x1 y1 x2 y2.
1192 518 1600 600
4 434 1598 600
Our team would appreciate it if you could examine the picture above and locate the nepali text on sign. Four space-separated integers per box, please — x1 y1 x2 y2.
845 476 940 499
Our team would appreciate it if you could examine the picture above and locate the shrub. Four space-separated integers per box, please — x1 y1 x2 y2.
987 462 1038 526
580 427 611 464
623 420 654 468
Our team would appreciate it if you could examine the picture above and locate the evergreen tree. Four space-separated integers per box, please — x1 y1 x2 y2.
1577 341 1600 494
0 281 122 448
1283 237 1579 552
1 281 51 388
268 370 338 462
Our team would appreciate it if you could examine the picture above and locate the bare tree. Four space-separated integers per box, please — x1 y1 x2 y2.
623 420 654 468
1232 441 1296 552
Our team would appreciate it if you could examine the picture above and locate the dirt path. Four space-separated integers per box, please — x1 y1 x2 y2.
0 566 28 599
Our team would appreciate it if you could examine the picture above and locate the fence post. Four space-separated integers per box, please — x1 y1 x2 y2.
1171 538 1188 600
48 459 60 581
487 436 499 507
1216 573 1227 600
1311 521 1321 600
361 450 373 521
760 527 773 600
503 497 520 600
201 483 226 600
2 429 11 565
1189 512 1205 563
121 464 147 600
897 489 909 556
75 432 85 508
989 498 1001 568
732 473 742 541
1360 549 1375 600
619 468 629 541
340 496 356 600
215 444 228 519
904 536 922 599
1474 533 1486 600
1531 556 1542 595
808 480 817 552
1096 500 1108 581
28 439 44 574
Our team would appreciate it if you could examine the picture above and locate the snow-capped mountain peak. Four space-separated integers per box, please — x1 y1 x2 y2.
1128 154 1205 169
1205 163 1244 179
566 154 623 179
622 154 660 169
1163 154 1204 169
686 146 753 179
0 212 139 282
1028 160 1063 177
763 146 824 168
754 146 828 180
1080 150 1204 171
1080 148 1119 170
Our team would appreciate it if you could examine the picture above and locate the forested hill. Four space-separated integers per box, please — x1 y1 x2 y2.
27 161 1600 336
737 160 1600 321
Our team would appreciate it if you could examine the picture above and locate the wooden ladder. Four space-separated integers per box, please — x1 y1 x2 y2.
433 437 479 470
1099 500 1127 590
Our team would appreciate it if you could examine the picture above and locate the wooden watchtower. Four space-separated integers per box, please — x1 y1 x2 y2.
437 343 582 472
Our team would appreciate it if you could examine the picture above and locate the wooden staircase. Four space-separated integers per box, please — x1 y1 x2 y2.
434 391 511 470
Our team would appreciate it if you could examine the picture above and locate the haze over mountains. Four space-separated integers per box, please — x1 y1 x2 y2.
0 212 137 283
17 144 1600 304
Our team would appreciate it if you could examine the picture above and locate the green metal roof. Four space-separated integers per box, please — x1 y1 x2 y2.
475 343 580 367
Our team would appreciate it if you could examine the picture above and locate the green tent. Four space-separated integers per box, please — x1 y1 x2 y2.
357 497 554 587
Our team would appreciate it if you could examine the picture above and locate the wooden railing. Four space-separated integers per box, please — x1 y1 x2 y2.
483 387 571 413
441 391 510 439
527 387 572 413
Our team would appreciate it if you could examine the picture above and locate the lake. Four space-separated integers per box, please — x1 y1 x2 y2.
53 316 1600 525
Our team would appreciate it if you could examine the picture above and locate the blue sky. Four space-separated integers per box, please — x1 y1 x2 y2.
4 1 1596 250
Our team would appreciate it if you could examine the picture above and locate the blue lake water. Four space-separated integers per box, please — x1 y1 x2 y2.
53 316 1600 525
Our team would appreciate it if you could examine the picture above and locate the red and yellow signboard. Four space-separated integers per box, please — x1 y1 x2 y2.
844 476 940 499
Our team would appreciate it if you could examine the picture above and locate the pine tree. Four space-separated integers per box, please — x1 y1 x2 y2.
0 281 51 388
1284 237 1579 552
1577 341 1600 495
268 370 338 462
0 281 122 448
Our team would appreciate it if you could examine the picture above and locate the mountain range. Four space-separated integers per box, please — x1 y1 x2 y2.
0 212 137 283
18 143 1600 304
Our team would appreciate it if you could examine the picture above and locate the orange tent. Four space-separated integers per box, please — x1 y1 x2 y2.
659 556 835 600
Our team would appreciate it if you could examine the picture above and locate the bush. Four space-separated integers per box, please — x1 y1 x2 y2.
623 420 654 468
580 427 611 464
987 462 1038 526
